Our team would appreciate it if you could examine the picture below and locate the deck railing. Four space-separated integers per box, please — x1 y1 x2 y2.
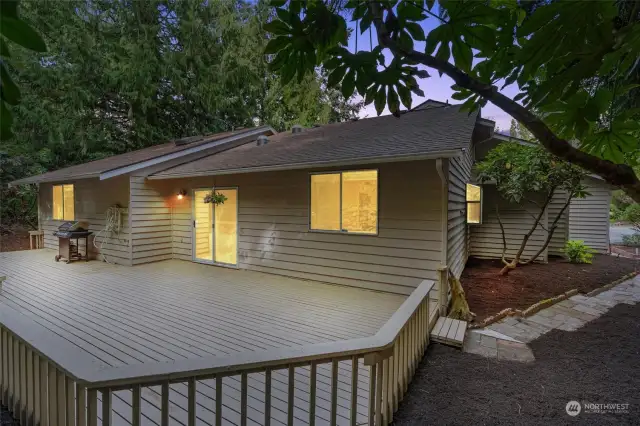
0 278 434 426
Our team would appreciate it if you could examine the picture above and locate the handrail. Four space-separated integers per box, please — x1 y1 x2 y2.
83 279 434 388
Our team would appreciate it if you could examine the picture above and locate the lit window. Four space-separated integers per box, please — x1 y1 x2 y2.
310 170 378 234
53 184 74 220
466 183 482 224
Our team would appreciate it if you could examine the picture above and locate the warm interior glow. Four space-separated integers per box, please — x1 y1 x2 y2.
53 184 74 220
341 170 377 234
177 194 183 200
466 183 482 224
214 189 237 265
194 189 213 261
310 174 340 231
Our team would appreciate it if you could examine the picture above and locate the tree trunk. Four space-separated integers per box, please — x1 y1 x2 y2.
522 194 572 264
499 191 554 275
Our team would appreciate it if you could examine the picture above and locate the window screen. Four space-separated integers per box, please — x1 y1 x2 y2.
53 184 75 220
310 170 378 234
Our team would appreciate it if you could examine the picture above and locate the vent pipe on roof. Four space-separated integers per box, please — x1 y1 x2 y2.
291 124 304 134
257 135 269 146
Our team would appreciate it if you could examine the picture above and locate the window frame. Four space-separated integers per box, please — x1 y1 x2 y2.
52 183 75 221
466 183 482 225
308 169 379 236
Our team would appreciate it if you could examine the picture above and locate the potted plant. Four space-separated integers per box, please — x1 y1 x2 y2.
203 190 227 205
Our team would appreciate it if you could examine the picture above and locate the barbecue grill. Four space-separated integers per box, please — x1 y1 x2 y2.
53 221 92 263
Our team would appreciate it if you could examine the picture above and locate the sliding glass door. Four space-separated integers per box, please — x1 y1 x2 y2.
192 188 238 266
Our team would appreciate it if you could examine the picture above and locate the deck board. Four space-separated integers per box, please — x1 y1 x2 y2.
0 249 407 425
430 317 467 347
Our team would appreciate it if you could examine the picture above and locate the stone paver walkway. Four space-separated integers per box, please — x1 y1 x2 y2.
463 275 640 362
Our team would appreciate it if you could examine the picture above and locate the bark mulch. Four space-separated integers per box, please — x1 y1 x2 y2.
0 230 30 252
392 302 640 426
462 255 639 323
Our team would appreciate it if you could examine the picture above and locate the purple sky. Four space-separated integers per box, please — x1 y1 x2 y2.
347 16 519 131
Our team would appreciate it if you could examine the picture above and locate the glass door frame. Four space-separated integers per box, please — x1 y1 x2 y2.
191 187 239 268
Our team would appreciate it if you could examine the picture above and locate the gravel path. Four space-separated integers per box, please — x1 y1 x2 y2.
392 302 640 425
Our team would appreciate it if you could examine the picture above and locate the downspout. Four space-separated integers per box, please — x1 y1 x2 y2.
435 159 448 267
435 158 449 315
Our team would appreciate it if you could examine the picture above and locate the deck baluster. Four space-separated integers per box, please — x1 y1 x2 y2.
25 348 33 426
309 362 317 426
265 369 272 426
367 363 376 426
330 360 339 426
87 390 97 426
20 343 26 425
1 329 6 405
241 373 248 426
66 377 76 426
39 359 47 426
132 385 141 426
161 382 170 426
350 356 358 426
47 364 56 424
57 370 66 425
215 375 223 426
101 389 112 426
188 378 197 426
288 366 295 426
77 385 87 426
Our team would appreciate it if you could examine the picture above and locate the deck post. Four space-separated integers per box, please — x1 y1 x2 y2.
437 266 449 316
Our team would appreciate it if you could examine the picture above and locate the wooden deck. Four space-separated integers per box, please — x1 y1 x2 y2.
430 317 467 347
0 249 413 426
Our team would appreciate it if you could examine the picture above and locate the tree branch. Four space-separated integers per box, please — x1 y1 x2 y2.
367 2 640 202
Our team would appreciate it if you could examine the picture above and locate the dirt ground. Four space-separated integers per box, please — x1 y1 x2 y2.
392 302 640 425
0 229 30 252
462 255 639 322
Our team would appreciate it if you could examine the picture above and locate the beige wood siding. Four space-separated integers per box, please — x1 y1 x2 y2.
39 176 131 265
548 189 569 256
129 175 173 264
154 160 443 295
470 186 549 261
568 178 612 253
447 150 472 279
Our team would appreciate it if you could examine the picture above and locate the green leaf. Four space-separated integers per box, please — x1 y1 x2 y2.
397 1 426 21
451 91 471 101
396 84 412 109
451 38 472 72
0 64 20 105
0 17 47 52
405 22 426 41
269 0 287 6
264 36 290 54
268 47 290 71
0 38 10 57
341 69 356 99
374 86 386 115
425 25 446 55
327 65 347 87
263 20 291 35
0 0 18 19
364 85 378 105
0 100 13 140
388 87 400 114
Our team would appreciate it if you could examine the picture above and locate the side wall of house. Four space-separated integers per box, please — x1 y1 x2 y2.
39 176 131 265
469 186 549 262
548 189 569 256
447 150 472 279
568 178 612 253
129 175 173 264
146 160 443 295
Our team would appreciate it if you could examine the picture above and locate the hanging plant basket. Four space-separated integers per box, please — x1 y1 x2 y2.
203 190 227 205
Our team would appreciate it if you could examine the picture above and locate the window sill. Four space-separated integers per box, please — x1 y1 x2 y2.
308 229 378 237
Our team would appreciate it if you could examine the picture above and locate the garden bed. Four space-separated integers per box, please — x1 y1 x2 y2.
462 254 639 323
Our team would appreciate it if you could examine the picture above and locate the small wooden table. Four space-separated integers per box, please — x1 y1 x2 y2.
28 230 44 249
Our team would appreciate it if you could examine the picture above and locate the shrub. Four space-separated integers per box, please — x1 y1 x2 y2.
621 203 640 228
564 240 595 264
622 234 640 247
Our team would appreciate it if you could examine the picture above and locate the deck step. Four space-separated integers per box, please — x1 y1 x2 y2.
430 316 467 347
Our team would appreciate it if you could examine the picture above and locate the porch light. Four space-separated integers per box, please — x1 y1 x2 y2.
177 189 187 200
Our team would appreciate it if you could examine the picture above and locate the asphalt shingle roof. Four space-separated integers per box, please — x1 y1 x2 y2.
153 105 478 178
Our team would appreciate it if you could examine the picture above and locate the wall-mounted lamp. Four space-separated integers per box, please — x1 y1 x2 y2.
177 189 187 200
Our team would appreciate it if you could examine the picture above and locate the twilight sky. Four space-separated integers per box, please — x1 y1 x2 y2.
346 14 519 131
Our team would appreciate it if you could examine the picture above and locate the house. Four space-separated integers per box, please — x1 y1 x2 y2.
1 102 613 426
